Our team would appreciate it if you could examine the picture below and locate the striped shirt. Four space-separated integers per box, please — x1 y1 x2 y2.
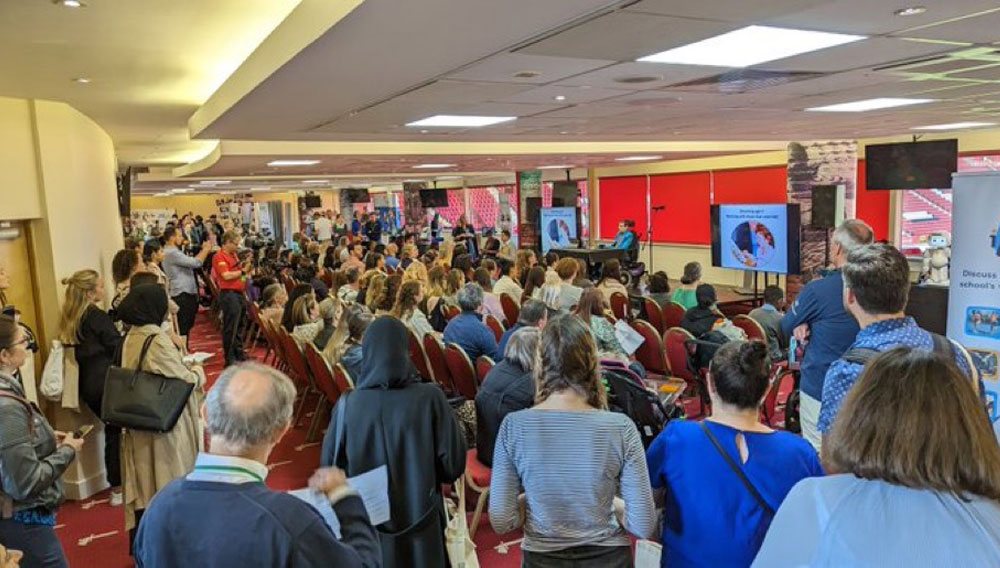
489 408 656 552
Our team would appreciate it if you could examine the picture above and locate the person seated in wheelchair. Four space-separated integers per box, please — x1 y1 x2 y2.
603 220 643 286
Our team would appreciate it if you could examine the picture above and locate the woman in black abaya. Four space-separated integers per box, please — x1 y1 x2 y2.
321 316 466 568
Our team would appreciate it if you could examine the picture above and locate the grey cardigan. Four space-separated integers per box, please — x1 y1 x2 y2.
0 371 76 515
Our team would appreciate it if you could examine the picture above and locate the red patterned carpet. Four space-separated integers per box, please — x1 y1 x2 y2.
55 309 524 567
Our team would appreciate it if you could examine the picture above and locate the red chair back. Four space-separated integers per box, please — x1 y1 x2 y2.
475 356 495 385
422 334 455 393
662 302 686 330
303 342 341 404
630 320 668 375
282 275 296 295
280 330 313 389
610 292 630 321
444 305 460 321
408 329 432 382
642 298 665 334
732 315 766 342
761 368 796 429
499 293 519 327
664 327 696 381
444 343 478 399
484 314 505 343
332 362 355 392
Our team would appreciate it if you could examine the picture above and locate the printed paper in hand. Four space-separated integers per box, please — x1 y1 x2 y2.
289 489 341 538
635 540 663 568
614 319 645 356
182 352 213 365
348 465 391 525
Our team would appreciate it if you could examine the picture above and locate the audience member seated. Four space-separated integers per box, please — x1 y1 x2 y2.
646 341 822 567
490 314 656 567
338 268 361 304
475 327 540 467
313 297 341 350
575 288 628 358
597 259 629 300
671 262 702 310
324 306 374 382
373 274 401 317
515 249 537 288
749 285 788 363
360 271 386 313
681 284 746 367
295 263 329 300
364 252 385 273
391 280 434 338
554 258 583 310
321 317 466 568
573 259 593 290
290 293 323 344
497 230 514 262
402 259 428 287
342 243 365 273
443 283 501 362
647 271 671 309
384 243 400 271
134 363 380 567
497 299 547 355
473 268 505 322
493 259 523 301
754 347 1000 566
281 284 314 333
818 243 973 437
259 283 287 328
522 265 546 302
117 284 205 547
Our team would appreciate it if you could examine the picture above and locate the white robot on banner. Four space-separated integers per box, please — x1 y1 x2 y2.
921 231 951 286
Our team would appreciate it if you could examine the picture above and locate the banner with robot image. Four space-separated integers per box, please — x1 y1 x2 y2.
947 172 1000 437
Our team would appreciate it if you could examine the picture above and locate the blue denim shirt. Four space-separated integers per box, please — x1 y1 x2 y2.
818 316 973 433
443 312 501 362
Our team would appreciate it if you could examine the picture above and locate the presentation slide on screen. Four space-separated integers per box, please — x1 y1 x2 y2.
540 207 577 253
718 204 789 273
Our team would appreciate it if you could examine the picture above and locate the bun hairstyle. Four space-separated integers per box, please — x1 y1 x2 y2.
708 340 771 409
680 262 702 285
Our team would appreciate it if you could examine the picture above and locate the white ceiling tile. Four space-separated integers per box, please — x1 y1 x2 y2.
759 38 959 73
765 0 1000 35
532 104 636 119
554 61 723 90
394 80 533 104
624 0 826 22
901 8 1000 43
494 84 627 104
459 102 567 117
445 53 615 84
517 12 737 61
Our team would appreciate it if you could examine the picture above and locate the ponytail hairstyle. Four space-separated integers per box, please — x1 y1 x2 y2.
535 314 605 409
708 340 771 409
376 274 402 313
59 269 100 344
364 272 387 313
391 280 423 320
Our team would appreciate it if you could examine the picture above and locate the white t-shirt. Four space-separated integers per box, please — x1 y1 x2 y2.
314 217 333 241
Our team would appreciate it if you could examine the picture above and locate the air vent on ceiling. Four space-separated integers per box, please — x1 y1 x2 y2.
614 75 663 84
513 70 542 78
667 69 823 93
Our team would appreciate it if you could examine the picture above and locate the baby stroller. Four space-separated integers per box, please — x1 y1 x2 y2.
601 359 682 448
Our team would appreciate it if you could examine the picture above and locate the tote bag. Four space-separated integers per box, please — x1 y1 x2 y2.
101 335 193 432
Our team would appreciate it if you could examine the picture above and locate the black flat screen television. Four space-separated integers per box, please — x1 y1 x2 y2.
865 139 958 189
341 188 370 203
419 189 449 207
303 194 322 208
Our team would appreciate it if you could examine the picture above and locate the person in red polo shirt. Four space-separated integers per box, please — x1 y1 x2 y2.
212 231 250 366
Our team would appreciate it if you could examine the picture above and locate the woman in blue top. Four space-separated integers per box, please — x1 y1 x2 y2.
754 347 1000 567
646 340 822 567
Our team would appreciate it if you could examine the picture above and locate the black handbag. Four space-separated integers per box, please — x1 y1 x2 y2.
101 335 194 432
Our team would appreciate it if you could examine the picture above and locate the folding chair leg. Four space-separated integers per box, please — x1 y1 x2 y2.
306 398 329 443
469 487 489 540
293 386 311 426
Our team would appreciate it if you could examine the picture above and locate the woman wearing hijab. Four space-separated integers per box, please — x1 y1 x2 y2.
321 317 466 568
117 284 204 549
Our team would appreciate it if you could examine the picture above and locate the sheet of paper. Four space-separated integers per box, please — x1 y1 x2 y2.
289 489 341 538
348 465 391 525
634 540 663 568
182 352 214 365
614 319 645 356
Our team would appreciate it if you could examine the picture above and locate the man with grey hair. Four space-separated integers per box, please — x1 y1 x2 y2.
497 299 548 355
443 283 501 361
134 363 379 567
781 219 874 451
475 327 541 467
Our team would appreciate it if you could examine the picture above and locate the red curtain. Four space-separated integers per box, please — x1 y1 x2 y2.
598 176 648 240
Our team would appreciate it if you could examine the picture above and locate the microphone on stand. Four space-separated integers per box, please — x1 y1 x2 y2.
651 205 666 211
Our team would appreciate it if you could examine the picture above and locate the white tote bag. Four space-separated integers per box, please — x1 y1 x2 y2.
39 340 64 401
444 479 480 568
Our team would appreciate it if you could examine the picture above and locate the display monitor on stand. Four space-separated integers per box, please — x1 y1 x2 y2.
711 203 802 296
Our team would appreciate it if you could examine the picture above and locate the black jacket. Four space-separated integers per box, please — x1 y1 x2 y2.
474 360 534 467
74 305 123 411
680 307 721 339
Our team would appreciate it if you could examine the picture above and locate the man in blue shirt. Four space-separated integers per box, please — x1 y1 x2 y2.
818 243 974 435
443 283 502 361
611 220 636 250
781 219 873 451
497 300 547 355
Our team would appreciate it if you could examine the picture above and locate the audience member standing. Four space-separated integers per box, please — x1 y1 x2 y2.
212 231 250 366
321 317 466 568
754 348 1000 566
162 226 212 339
0 316 83 568
443 284 501 361
490 314 656 567
779 220 872 451
313 212 333 244
134 363 379 567
475 327 540 467
647 341 822 567
818 243 973 436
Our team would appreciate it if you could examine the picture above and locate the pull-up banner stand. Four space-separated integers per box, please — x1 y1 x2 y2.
947 172 1000 437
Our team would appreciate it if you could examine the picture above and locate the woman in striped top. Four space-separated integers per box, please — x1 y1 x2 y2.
489 314 656 567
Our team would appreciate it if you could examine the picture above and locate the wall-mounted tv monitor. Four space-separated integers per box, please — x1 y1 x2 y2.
540 207 578 253
865 139 958 189
711 203 801 275
419 189 449 207
303 194 322 208
341 187 370 203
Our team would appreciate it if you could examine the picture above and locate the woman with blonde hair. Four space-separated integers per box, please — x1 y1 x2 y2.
392 280 435 337
363 271 387 313
402 259 428 286
258 283 287 328
375 273 402 316
437 240 454 269
290 293 322 343
59 269 124 504
489 314 656 567
313 296 341 350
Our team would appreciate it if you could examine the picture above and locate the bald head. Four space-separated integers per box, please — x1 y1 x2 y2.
205 362 296 453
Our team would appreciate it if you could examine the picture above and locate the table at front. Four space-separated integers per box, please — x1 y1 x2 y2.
551 247 628 278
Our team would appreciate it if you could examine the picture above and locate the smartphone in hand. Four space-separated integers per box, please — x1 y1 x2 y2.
74 424 95 439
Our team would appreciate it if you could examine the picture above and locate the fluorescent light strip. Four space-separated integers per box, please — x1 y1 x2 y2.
912 121 996 130
538 165 575 170
198 180 231 185
406 115 516 128
303 180 328 184
615 155 663 162
807 97 934 112
268 159 320 166
638 25 865 68
412 163 456 169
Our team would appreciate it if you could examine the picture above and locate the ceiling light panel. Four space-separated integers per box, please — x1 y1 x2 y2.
615 155 663 161
406 115 516 127
638 25 865 67
912 121 996 130
267 159 321 166
806 97 935 112
412 163 457 169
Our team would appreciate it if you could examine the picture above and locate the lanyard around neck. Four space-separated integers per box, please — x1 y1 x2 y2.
192 465 264 483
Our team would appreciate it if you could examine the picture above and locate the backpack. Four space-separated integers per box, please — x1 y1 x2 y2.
841 332 954 366
602 361 681 448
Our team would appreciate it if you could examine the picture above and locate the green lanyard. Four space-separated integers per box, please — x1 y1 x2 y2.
192 465 265 483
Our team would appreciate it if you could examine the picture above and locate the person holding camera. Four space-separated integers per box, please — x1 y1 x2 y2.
211 231 251 366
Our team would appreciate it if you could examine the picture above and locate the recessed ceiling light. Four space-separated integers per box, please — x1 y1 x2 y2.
912 121 996 130
806 97 934 112
538 165 575 170
267 159 320 166
894 6 927 16
55 0 85 7
615 155 663 162
436 175 463 180
303 179 329 184
554 95 567 102
406 115 516 128
72 77 90 84
638 25 865 67
419 129 430 134
412 163 457 169
197 180 231 185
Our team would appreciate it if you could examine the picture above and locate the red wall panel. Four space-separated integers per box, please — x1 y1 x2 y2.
598 176 648 240
649 172 712 244
712 166 788 204
855 160 891 241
